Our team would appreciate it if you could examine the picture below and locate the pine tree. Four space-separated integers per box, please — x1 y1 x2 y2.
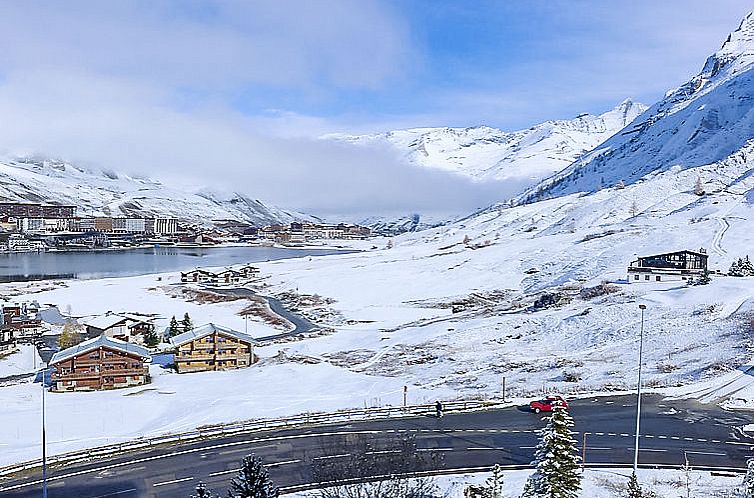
522 407 581 498
626 471 642 498
182 313 193 333
228 455 278 498
741 256 754 277
697 269 711 285
483 464 504 498
741 458 754 498
730 257 744 277
192 481 213 498
169 316 181 337
694 176 705 196
629 200 639 217
143 327 160 348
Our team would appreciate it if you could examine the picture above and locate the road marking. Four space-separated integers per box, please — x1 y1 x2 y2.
644 435 654 439
91 489 137 498
584 447 613 450
268 459 301 467
726 441 752 447
313 454 351 460
712 440 722 443
208 469 237 477
697 439 708 442
683 437 694 441
686 451 726 456
417 448 454 452
620 433 630 437
640 448 667 453
671 436 680 440
467 447 504 451
365 450 401 455
520 446 537 449
153 477 194 487
658 435 668 439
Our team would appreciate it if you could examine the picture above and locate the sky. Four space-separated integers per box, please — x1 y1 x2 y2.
0 1 751 219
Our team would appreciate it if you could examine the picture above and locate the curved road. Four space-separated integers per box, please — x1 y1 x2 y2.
1 394 753 497
207 287 318 341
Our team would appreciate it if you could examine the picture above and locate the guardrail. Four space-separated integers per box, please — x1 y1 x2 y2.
0 399 502 477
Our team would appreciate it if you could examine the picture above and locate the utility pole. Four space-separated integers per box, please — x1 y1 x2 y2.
403 385 407 408
633 304 647 474
41 365 48 498
582 432 587 472
501 376 506 403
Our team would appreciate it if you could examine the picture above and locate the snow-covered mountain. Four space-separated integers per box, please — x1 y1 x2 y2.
331 99 646 184
0 156 314 226
525 12 754 202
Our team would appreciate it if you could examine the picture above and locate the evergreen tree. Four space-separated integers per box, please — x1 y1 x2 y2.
694 176 705 196
483 464 504 498
626 472 642 498
143 327 160 348
182 313 194 333
522 407 581 498
192 481 213 498
730 257 744 277
697 269 711 285
741 458 754 498
228 454 279 498
740 254 754 277
169 316 181 337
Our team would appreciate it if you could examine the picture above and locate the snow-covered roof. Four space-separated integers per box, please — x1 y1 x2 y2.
50 335 152 365
170 323 258 347
82 313 129 331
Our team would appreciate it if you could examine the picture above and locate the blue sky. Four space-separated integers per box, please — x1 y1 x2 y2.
0 1 750 216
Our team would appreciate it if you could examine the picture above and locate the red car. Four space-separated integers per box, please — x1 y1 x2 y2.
529 395 569 413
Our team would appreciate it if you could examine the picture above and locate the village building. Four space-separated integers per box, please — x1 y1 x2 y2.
0 302 46 342
0 327 16 354
214 268 243 284
49 335 151 392
627 249 708 283
180 268 217 283
170 323 257 373
82 312 156 343
237 264 260 279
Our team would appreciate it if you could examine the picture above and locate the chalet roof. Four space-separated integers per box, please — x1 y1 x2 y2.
638 249 708 259
50 335 152 365
181 268 215 276
215 268 242 276
83 313 129 331
170 323 258 347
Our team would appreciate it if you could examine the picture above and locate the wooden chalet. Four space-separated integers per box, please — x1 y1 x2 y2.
0 327 15 354
214 268 243 284
170 323 257 373
49 335 151 392
628 249 708 283
181 268 216 283
237 264 260 278
83 312 156 343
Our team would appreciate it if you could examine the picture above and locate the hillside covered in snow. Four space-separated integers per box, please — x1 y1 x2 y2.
331 99 646 185
526 12 754 202
0 156 314 226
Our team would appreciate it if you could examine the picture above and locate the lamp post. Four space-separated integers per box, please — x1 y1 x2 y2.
633 304 647 475
41 365 48 498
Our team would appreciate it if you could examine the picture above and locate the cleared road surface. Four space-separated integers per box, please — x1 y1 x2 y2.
1 394 753 497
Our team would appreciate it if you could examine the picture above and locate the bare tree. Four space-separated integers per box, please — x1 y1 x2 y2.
310 434 443 498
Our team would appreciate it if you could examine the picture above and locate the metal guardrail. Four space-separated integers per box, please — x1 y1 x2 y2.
0 399 501 477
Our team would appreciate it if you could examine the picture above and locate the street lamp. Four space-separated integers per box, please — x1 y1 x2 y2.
41 364 49 498
633 304 647 475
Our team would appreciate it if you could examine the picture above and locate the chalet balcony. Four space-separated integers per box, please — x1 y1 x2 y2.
53 368 149 380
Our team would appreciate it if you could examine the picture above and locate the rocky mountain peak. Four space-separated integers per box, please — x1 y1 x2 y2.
702 11 754 77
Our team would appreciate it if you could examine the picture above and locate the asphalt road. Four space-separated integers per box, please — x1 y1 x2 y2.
208 287 318 340
1 394 753 497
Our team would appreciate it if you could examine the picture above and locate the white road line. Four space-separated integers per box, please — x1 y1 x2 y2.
520 446 537 449
658 435 668 439
640 448 667 453
683 437 694 441
671 436 680 440
91 489 137 498
312 453 351 460
697 439 708 442
153 476 194 487
585 447 613 450
268 459 301 467
365 450 401 455
208 469 237 477
594 432 605 436
644 435 654 439
417 448 454 452
620 433 630 437
726 441 752 446
467 447 504 451
712 439 722 443
686 451 727 456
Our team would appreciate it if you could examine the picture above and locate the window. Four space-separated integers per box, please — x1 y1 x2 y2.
645 275 650 281
634 275 639 280
656 276 661 281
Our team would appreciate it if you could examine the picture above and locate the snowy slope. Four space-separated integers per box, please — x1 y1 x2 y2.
0 156 314 226
331 99 646 184
526 12 754 201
